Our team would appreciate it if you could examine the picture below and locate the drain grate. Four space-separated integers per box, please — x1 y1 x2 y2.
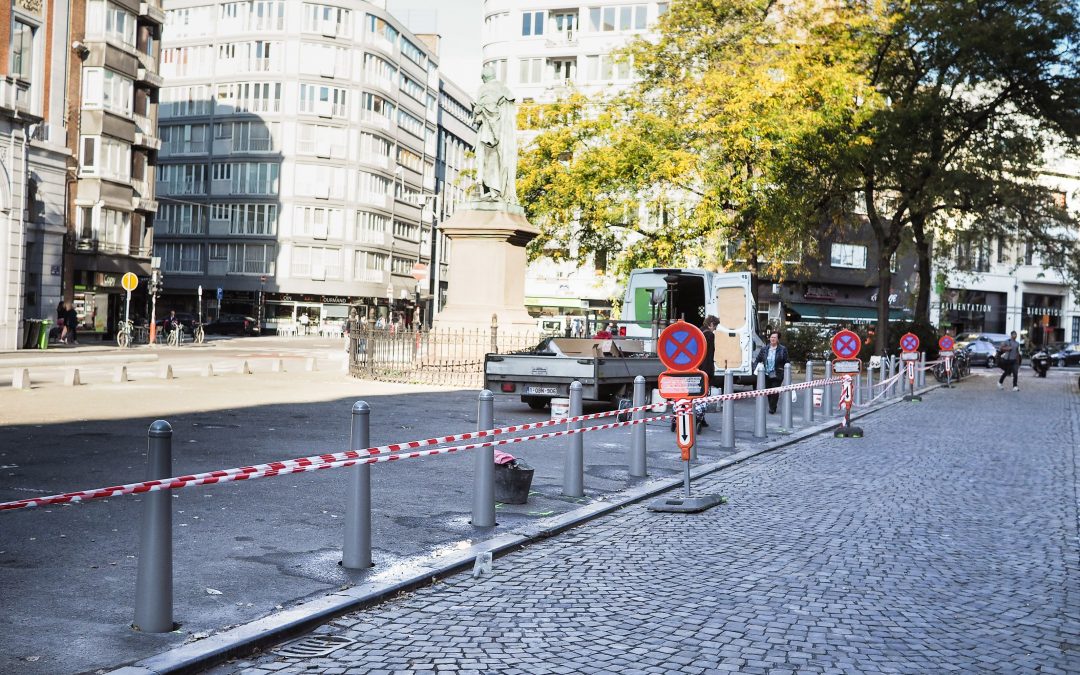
274 634 356 659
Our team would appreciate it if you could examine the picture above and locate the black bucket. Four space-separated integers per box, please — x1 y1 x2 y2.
494 461 534 504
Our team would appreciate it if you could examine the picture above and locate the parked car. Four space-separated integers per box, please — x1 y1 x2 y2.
954 332 1010 350
205 314 257 335
963 339 1001 368
1050 342 1080 367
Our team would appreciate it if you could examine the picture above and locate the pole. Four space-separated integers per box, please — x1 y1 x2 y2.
780 363 792 430
824 361 834 415
629 375 647 477
197 285 203 326
125 289 131 334
472 390 495 527
563 380 584 497
721 369 735 449
133 420 173 633
342 401 371 569
803 360 814 423
753 365 766 438
867 362 875 403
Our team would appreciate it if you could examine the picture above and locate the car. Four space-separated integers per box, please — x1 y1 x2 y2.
962 339 1000 367
954 332 1010 350
205 314 257 335
1050 342 1080 367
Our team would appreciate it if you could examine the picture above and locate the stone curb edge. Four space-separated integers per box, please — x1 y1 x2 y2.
111 383 939 675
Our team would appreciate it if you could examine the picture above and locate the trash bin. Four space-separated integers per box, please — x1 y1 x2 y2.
22 319 41 350
37 320 51 349
494 460 534 504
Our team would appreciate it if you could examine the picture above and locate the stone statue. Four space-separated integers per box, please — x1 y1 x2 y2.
473 63 518 205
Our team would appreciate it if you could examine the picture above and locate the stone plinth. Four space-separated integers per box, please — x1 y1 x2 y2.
434 204 539 333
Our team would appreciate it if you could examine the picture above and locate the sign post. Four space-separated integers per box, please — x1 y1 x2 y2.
830 329 863 438
647 320 725 513
900 332 922 402
938 335 955 388
121 272 138 342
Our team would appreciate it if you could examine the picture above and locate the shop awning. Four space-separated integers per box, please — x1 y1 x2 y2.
525 296 585 309
787 302 910 323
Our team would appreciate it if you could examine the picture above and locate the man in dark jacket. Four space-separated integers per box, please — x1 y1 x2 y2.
752 330 789 414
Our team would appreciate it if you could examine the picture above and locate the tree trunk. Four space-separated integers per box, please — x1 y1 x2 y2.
912 214 932 324
876 250 894 356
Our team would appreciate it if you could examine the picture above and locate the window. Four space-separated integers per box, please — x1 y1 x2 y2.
156 242 203 273
397 147 422 172
295 164 347 199
11 20 34 80
160 124 209 155
82 68 134 117
301 43 351 78
156 163 207 195
158 203 207 235
361 92 395 127
588 5 646 31
400 73 425 102
400 39 427 68
299 83 348 118
397 109 424 137
483 59 507 81
830 243 867 269
358 171 391 204
357 210 388 244
250 1 285 30
584 55 632 81
292 246 342 280
355 251 388 282
79 136 131 181
224 243 274 274
294 206 345 239
521 10 545 36
484 12 510 40
367 14 399 47
364 53 397 87
225 204 278 235
223 120 276 152
86 1 136 49
303 3 351 35
215 81 281 113
519 58 544 84
297 124 346 158
161 85 211 118
228 162 279 195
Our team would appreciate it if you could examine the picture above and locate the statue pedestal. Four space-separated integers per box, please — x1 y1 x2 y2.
434 204 538 334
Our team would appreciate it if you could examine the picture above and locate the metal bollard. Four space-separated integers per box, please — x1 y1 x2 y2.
867 364 875 403
563 381 584 497
343 401 372 569
854 373 862 407
803 361 814 424
472 390 496 527
918 352 926 388
753 365 767 439
824 361 834 416
721 370 735 449
890 356 899 397
134 420 174 633
880 356 889 398
629 375 647 478
780 363 792 430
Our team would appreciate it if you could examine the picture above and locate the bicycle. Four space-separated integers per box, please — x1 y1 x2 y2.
116 320 133 348
193 322 205 344
166 324 184 348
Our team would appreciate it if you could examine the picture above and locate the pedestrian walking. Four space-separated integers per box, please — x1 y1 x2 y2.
752 330 789 414
997 331 1021 391
63 302 78 344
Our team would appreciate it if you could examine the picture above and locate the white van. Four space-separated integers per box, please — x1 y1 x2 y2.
619 268 758 377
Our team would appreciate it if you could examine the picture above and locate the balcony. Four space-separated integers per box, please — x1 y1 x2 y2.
0 76 33 118
135 50 159 73
132 194 159 213
134 130 162 151
136 67 164 89
545 30 578 48
75 238 150 257
139 1 166 25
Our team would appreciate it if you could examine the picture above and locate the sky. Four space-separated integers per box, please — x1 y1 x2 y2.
387 0 485 95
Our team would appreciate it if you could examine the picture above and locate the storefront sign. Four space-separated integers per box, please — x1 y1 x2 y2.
1024 306 1062 317
869 290 899 305
941 302 992 313
95 273 119 288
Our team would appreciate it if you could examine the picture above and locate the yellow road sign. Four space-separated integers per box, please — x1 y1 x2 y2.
121 272 138 292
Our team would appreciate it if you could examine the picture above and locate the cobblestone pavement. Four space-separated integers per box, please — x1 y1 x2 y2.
206 373 1080 674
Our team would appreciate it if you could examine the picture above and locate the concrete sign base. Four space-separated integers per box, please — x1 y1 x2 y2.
647 493 726 513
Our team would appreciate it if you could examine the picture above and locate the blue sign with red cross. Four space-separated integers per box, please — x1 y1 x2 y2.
830 329 862 360
938 335 955 351
900 332 920 352
657 321 706 372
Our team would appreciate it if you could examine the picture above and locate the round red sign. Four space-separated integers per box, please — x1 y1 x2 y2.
900 332 920 352
938 335 955 351
657 321 706 372
830 329 862 360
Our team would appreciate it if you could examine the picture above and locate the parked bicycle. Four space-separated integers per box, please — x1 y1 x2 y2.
934 350 970 382
193 322 205 344
116 319 134 348
166 324 185 348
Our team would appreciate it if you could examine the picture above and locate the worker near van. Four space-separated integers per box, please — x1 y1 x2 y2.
753 330 789 414
699 315 720 427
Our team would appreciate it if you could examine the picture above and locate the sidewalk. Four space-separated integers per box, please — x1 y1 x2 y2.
164 372 1077 674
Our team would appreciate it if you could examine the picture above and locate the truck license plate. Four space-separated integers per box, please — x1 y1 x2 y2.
525 386 558 395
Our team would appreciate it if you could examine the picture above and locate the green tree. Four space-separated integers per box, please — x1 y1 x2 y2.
804 0 1080 350
517 0 876 293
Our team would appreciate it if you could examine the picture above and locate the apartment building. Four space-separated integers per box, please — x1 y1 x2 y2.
154 0 473 330
65 0 165 337
1 0 85 349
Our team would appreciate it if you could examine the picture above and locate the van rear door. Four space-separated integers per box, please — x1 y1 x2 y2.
710 272 754 375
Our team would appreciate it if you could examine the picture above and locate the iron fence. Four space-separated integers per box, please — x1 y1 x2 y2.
347 317 545 387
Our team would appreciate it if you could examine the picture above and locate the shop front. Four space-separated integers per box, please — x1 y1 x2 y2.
72 270 149 339
1022 292 1065 347
264 293 393 335
938 289 1008 336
